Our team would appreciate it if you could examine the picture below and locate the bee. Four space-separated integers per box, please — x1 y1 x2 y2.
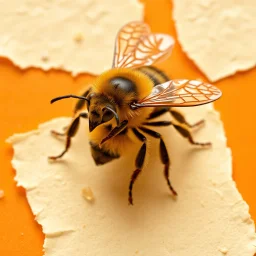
49 21 222 205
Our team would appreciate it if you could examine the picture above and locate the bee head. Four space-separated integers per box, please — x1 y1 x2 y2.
50 93 119 133
87 93 119 132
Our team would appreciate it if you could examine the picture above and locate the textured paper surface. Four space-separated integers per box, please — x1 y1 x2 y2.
7 105 256 255
173 0 256 82
0 0 142 75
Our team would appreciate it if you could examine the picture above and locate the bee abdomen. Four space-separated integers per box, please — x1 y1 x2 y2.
137 66 170 86
90 142 120 165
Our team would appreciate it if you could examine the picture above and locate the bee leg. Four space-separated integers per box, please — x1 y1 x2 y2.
142 121 173 127
173 123 211 147
170 109 204 128
100 120 128 146
130 128 147 205
51 124 72 137
139 127 177 196
73 88 91 116
159 138 177 196
51 112 88 136
129 168 142 205
51 87 90 136
146 108 169 120
51 130 66 136
48 112 88 160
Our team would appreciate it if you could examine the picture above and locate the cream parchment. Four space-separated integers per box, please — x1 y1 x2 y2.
0 0 142 75
173 0 256 81
7 104 256 255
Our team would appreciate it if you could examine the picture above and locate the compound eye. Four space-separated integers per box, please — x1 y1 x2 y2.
110 77 136 93
102 109 114 123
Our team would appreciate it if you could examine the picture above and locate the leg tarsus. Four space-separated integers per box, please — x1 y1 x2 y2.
51 130 66 137
188 136 211 147
173 123 211 147
48 137 71 160
164 164 177 196
129 169 142 205
159 138 177 196
190 119 205 128
170 109 204 129
128 142 146 205
49 112 86 160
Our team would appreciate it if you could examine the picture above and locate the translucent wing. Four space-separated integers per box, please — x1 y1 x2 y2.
117 33 174 69
131 79 222 108
112 21 150 68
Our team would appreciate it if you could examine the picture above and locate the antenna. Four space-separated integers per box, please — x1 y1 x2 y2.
50 94 89 104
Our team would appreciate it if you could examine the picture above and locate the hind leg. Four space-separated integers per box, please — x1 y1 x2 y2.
170 109 204 129
172 123 211 147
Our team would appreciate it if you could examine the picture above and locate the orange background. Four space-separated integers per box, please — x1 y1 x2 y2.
0 0 255 255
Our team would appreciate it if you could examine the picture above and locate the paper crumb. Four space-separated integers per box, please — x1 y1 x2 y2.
0 190 4 199
7 105 256 255
73 33 84 43
41 52 49 62
219 247 228 254
0 0 143 75
173 0 256 81
82 187 94 202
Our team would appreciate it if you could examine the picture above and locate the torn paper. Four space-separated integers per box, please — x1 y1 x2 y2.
7 105 256 255
0 0 142 75
173 0 256 81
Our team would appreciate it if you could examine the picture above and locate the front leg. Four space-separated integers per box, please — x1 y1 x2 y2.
73 88 91 116
100 120 128 146
49 112 88 160
51 112 88 136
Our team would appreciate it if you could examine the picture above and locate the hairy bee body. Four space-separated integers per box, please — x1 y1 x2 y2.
75 66 170 165
50 21 222 204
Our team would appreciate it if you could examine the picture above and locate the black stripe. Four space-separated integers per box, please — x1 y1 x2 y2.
138 66 170 86
147 66 170 82
138 68 159 85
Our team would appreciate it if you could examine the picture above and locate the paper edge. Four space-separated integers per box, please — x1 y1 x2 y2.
172 2 256 82
6 107 256 254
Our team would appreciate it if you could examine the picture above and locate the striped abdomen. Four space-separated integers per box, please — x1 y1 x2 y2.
137 66 170 86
